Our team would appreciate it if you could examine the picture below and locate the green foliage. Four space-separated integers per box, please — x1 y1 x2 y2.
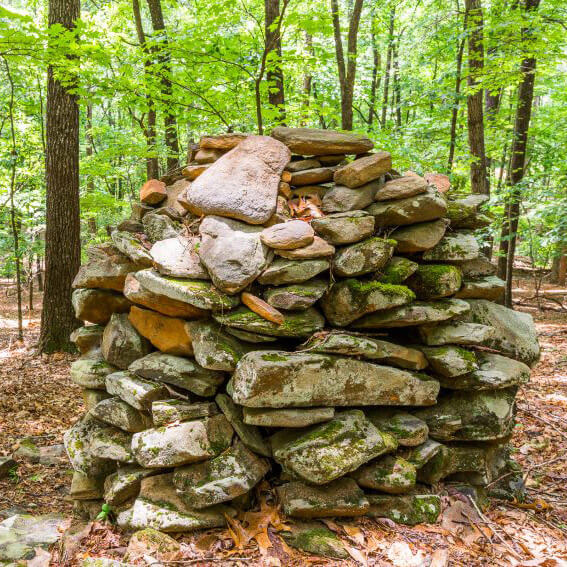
0 0 566 278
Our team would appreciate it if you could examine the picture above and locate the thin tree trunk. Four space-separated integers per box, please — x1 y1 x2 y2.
146 0 179 172
300 32 313 126
265 0 285 122
367 12 381 126
330 0 364 130
448 27 466 172
86 103 94 191
36 256 43 292
381 8 395 127
3 57 23 340
39 0 81 353
465 0 489 195
501 0 541 307
133 0 159 179
392 37 401 129
558 255 567 287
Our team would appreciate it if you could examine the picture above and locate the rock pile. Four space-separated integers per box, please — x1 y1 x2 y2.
66 127 539 532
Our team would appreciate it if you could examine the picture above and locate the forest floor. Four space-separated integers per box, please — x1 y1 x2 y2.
1 281 567 566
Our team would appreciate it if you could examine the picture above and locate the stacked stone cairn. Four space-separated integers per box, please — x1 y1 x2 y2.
66 127 540 536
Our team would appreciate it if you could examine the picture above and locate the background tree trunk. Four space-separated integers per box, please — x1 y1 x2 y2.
448 18 466 172
381 8 395 128
300 31 313 126
330 0 364 130
367 11 381 126
39 0 81 353
146 0 179 173
133 0 159 179
499 0 541 307
86 103 95 191
465 0 490 195
265 0 285 122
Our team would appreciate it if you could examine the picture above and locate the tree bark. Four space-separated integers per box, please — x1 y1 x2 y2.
146 0 179 173
448 21 466 172
86 103 95 191
133 0 159 179
465 0 489 195
39 0 81 353
265 0 285 122
3 57 23 341
500 0 541 307
367 12 381 126
381 8 395 128
392 37 401 129
300 31 313 126
330 0 364 130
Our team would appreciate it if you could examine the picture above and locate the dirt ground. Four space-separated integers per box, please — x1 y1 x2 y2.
1 281 566 566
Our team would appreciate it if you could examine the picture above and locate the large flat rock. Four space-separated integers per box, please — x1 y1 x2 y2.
213 306 325 338
183 135 290 224
367 188 447 226
311 211 375 245
198 216 272 293
333 152 391 188
321 279 414 326
271 410 396 484
134 268 239 311
72 288 131 325
257 258 329 285
230 351 440 407
271 127 373 155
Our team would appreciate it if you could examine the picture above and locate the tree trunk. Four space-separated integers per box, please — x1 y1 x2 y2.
300 31 313 126
367 12 381 126
465 0 489 195
500 0 541 308
3 58 23 340
330 0 364 130
558 255 567 287
448 24 466 172
86 103 95 191
146 0 179 173
133 0 159 179
36 256 43 292
265 0 285 123
392 37 401 129
381 8 395 127
39 0 81 353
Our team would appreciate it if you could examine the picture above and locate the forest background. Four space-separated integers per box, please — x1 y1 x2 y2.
0 0 566 351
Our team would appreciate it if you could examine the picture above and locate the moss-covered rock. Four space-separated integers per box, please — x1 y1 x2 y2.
263 278 328 310
366 492 441 525
215 394 272 457
418 321 495 346
400 439 444 469
420 346 478 378
414 388 517 441
406 264 462 300
131 414 234 468
134 268 240 311
455 275 505 300
152 400 218 427
418 444 492 484
352 455 416 494
70 358 118 390
298 331 427 370
322 179 382 214
117 473 233 532
71 325 105 355
281 521 349 559
88 424 134 464
332 237 395 277
90 397 152 433
422 231 480 262
129 352 225 397
462 299 540 366
173 442 269 508
365 410 429 446
101 313 152 370
271 410 397 484
231 351 439 408
367 188 447 227
213 305 325 338
104 465 157 505
311 210 375 245
321 279 415 327
390 219 448 253
351 298 470 329
105 371 168 411
438 352 530 390
243 407 335 428
257 257 330 285
111 230 153 267
277 478 369 518
142 212 180 243
375 256 419 284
